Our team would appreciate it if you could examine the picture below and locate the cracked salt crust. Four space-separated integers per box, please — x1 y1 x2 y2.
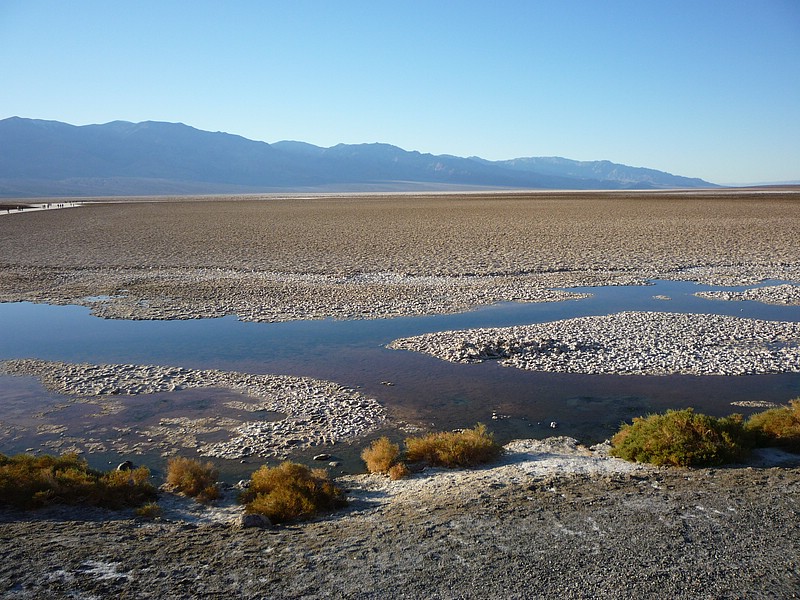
389 311 800 376
0 359 386 460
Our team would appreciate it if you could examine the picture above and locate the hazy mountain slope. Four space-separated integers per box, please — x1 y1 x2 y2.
0 117 718 196
489 156 711 189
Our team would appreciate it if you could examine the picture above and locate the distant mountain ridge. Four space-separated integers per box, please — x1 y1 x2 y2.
0 117 718 197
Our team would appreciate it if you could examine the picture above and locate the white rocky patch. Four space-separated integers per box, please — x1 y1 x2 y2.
388 311 800 376
695 284 800 306
351 437 652 511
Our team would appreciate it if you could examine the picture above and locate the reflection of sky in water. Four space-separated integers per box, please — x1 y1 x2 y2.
1 279 799 468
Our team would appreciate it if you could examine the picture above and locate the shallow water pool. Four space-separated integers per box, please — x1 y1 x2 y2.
1 279 799 475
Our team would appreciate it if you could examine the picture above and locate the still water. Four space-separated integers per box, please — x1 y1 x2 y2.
1 280 799 473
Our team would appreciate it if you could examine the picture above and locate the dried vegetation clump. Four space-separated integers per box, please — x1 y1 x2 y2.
0 452 156 510
745 399 800 452
361 436 411 479
405 423 504 468
135 502 163 520
362 424 503 478
387 462 411 480
164 457 221 503
361 436 401 474
239 462 346 524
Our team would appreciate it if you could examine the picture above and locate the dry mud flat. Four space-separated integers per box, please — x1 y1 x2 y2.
2 190 800 321
1 439 799 599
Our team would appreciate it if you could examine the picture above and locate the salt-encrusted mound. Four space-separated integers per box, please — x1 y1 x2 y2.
389 311 800 375
696 283 800 306
1 359 385 459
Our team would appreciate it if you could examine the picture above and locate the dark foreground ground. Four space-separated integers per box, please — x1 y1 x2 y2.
1 465 798 599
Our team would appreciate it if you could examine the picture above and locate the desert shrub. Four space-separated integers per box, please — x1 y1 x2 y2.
387 462 411 480
165 457 220 503
361 436 401 473
135 502 163 520
610 408 750 467
745 399 800 453
239 462 346 524
96 466 158 509
0 452 156 510
404 423 503 468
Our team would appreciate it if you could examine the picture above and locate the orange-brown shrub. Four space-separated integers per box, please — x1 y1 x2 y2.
239 462 346 523
0 452 156 510
387 462 411 480
361 436 401 473
165 457 220 503
404 423 502 468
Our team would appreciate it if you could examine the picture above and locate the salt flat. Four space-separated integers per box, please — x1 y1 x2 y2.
2 190 800 598
1 190 799 321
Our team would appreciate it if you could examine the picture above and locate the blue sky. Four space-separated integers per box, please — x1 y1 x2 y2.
1 1 798 185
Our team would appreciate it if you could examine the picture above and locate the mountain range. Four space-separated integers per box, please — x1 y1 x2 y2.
0 117 717 197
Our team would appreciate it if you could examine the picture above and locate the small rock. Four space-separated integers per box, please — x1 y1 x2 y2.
328 461 340 467
116 460 135 471
232 514 272 529
313 453 331 461
549 422 558 429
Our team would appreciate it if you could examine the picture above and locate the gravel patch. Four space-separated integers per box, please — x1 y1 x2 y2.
388 311 800 375
0 359 386 460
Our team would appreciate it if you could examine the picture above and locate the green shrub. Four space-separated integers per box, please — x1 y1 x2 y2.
165 457 220 503
610 408 750 467
404 423 503 468
746 399 800 453
239 462 346 523
0 452 156 510
361 436 401 473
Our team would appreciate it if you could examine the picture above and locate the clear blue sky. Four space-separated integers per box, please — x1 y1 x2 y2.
1 1 798 184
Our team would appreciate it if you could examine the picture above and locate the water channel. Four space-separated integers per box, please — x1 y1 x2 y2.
1 279 799 476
